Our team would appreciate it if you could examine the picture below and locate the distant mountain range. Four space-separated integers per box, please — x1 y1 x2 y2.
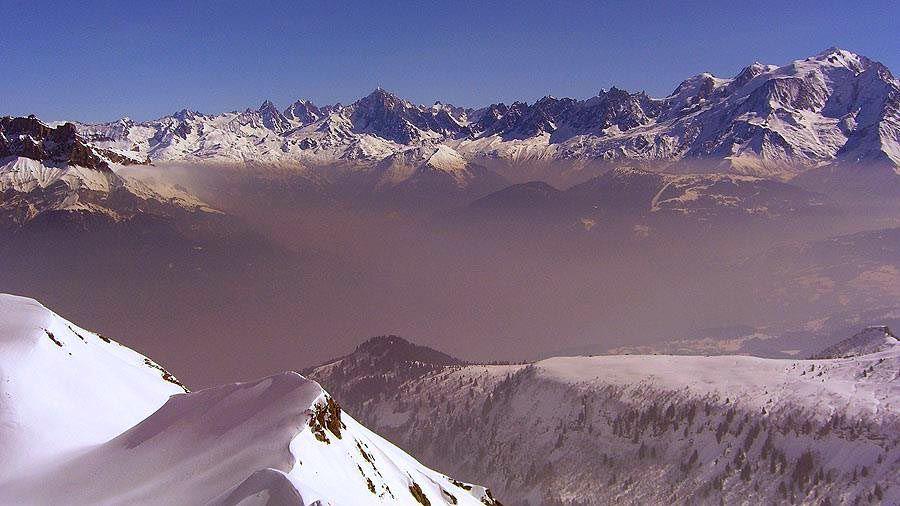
71 47 899 179
2 47 898 229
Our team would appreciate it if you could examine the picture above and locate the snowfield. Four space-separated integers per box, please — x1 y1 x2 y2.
0 295 498 505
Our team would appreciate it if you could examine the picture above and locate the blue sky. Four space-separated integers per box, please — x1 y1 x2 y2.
2 0 897 122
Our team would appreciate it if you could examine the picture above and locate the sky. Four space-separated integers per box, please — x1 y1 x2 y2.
1 0 897 122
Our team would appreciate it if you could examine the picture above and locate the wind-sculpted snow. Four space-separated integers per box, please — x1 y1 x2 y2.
0 294 186 477
310 334 900 505
0 295 498 505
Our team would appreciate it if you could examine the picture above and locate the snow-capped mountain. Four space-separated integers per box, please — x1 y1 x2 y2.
75 48 899 182
309 334 900 505
350 145 508 206
0 294 499 505
284 99 323 126
0 116 214 229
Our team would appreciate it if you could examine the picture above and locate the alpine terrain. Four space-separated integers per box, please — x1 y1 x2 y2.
309 333 900 505
0 116 214 230
72 48 899 190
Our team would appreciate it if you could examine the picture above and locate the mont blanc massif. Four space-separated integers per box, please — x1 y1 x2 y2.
1 48 899 505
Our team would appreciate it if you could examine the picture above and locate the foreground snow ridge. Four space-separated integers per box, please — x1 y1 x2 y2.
0 295 498 505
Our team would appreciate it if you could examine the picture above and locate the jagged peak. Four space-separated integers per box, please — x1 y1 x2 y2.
599 86 635 97
1 114 49 131
0 116 127 172
258 99 278 111
362 86 403 102
283 99 322 123
172 108 199 121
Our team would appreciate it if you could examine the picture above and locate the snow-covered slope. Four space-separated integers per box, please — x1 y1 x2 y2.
76 48 900 182
0 117 214 229
0 295 498 505
309 334 900 505
0 294 186 478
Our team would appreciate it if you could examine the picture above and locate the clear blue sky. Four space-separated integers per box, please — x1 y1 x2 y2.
2 0 897 122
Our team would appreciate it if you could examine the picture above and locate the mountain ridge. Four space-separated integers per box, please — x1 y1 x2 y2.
308 330 900 505
69 48 900 181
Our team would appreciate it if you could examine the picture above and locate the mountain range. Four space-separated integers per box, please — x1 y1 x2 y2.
2 48 898 230
73 47 899 180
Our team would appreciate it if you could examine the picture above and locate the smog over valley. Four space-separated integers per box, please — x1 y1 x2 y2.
1 1 898 504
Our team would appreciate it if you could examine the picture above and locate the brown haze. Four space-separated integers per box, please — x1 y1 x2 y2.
1 162 898 387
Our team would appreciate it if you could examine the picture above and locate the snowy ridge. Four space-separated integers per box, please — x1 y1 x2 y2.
310 333 900 505
75 48 900 179
0 295 498 505
0 294 186 477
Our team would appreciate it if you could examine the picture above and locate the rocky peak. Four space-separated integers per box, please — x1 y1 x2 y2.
284 99 322 125
304 335 463 408
355 87 408 111
563 86 652 135
257 99 290 133
172 108 199 121
670 73 718 98
469 181 563 211
0 116 121 171
348 89 468 144
730 62 773 91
